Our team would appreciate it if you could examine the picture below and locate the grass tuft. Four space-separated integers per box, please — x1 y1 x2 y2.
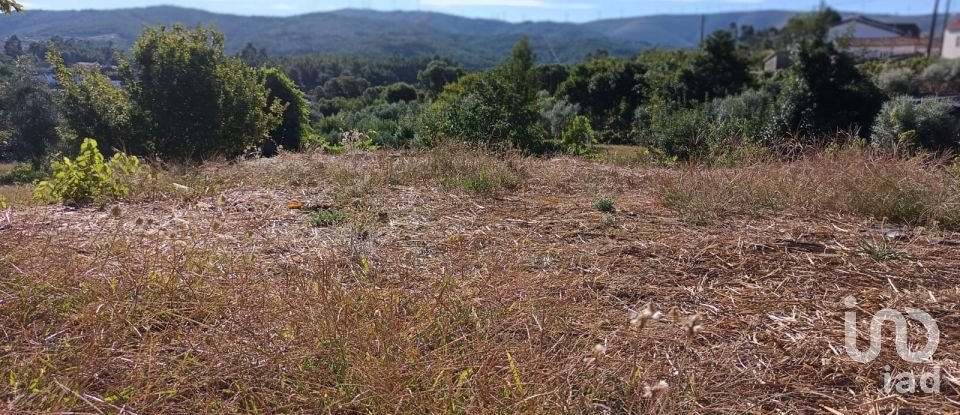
594 196 615 213
310 208 348 227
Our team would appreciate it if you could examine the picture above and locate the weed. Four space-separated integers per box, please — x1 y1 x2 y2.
594 197 615 213
310 208 348 227
34 139 142 206
859 239 911 261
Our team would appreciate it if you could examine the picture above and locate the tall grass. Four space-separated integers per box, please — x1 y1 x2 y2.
656 147 960 228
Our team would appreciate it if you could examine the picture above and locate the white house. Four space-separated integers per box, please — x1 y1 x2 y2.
829 16 929 59
828 16 920 42
942 19 960 58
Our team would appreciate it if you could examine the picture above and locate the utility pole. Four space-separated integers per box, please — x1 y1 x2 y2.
929 0 942 57
700 15 706 46
943 0 954 44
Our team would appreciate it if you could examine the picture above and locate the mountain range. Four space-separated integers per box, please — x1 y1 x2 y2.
0 7 944 68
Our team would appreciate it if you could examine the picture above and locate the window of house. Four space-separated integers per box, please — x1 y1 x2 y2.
956 36 960 47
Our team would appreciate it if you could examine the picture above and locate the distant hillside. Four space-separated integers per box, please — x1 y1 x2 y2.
0 7 942 67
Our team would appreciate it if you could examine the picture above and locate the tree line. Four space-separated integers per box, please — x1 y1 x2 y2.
2 7 959 174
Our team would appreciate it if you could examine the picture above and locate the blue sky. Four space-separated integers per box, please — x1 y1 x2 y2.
21 0 946 22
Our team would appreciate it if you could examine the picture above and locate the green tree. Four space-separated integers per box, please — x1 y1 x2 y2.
261 67 309 153
1 58 58 167
383 82 418 103
778 8 841 47
560 115 596 155
4 35 22 58
417 59 465 98
0 0 23 14
422 38 544 151
239 43 268 67
685 30 751 101
536 64 569 95
50 50 138 155
558 56 647 142
770 39 885 141
494 37 543 150
125 25 281 161
318 75 370 99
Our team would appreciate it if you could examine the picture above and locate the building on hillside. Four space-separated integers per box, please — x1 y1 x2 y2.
844 37 939 59
943 18 960 58
829 16 932 59
762 51 792 72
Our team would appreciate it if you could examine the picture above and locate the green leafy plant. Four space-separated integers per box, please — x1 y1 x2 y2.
594 196 615 213
561 115 597 155
310 209 348 227
34 138 141 206
871 96 957 152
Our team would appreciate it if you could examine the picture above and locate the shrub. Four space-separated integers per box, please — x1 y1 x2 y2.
49 51 137 156
539 92 580 140
594 197 615 213
876 68 918 96
920 59 960 94
637 100 710 161
422 39 543 151
383 82 418 103
772 40 886 142
0 163 46 185
871 96 957 152
310 209 348 227
560 115 597 155
261 67 309 153
126 26 281 161
34 138 141 206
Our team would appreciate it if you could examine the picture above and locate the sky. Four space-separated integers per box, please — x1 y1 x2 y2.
20 0 947 22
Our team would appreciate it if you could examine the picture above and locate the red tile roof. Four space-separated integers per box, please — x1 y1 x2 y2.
949 18 960 31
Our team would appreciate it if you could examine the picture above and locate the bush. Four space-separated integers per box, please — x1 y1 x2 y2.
871 96 957 152
127 26 281 161
0 163 46 185
383 82 418 103
310 209 348 227
636 99 710 161
706 89 777 150
49 51 137 156
538 91 579 140
34 138 141 206
876 68 917 96
920 59 960 94
261 67 309 153
422 39 543 151
560 115 597 155
594 197 615 213
772 40 886 142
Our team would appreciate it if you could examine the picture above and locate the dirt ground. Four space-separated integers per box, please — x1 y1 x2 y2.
2 151 958 413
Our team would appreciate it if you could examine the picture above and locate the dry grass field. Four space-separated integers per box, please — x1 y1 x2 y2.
2 145 959 413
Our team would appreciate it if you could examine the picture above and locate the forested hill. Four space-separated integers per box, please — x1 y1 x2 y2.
0 6 938 68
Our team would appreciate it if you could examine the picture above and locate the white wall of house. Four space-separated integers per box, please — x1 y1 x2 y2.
943 29 960 58
828 21 902 41
849 44 926 59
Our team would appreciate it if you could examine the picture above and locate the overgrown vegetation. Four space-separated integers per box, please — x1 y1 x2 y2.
33 138 141 206
656 147 960 228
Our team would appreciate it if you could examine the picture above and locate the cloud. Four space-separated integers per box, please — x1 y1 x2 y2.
421 0 591 9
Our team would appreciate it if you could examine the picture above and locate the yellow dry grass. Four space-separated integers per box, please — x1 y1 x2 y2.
1 145 958 413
